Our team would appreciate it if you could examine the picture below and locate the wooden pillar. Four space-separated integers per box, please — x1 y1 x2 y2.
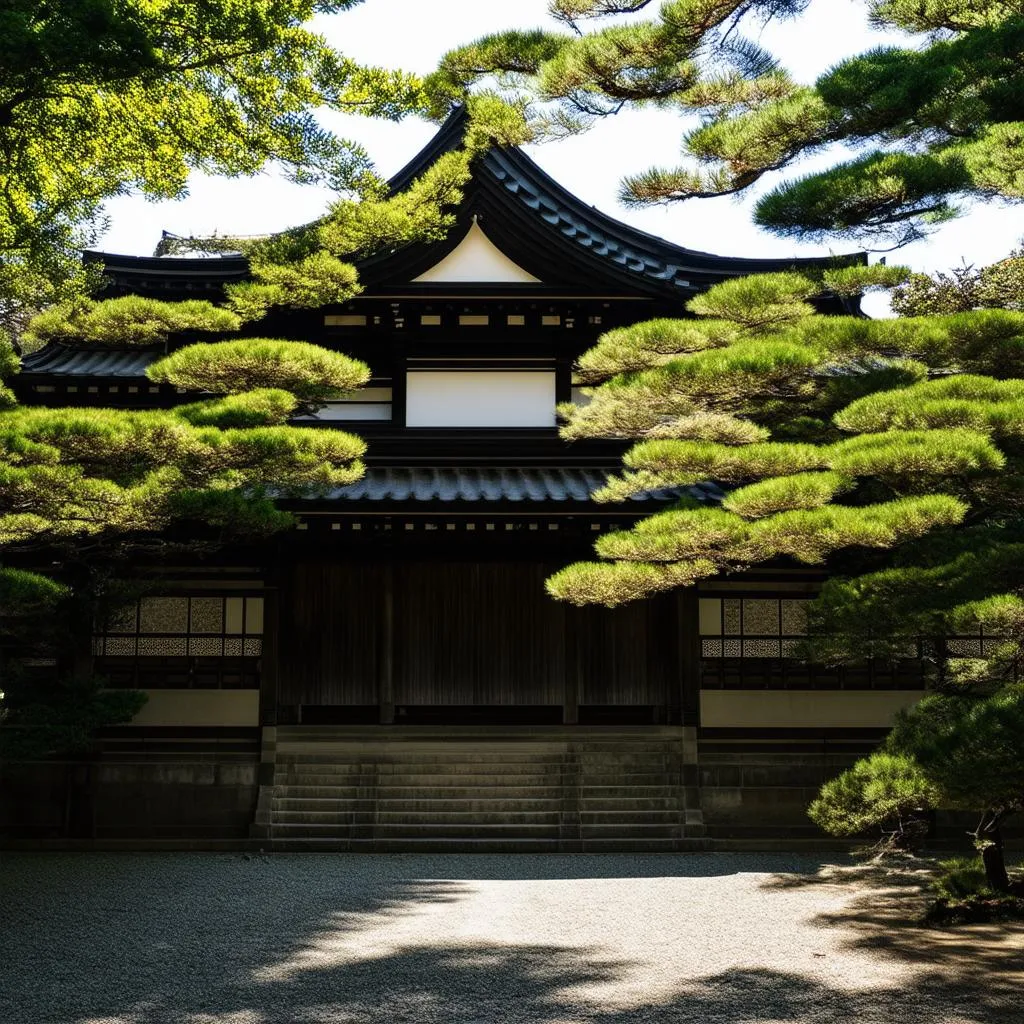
254 568 282 834
379 562 395 724
662 594 683 726
563 606 579 725
555 355 574 406
679 589 701 726
259 585 280 728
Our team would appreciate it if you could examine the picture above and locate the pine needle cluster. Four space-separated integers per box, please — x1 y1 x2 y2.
549 262 1024 636
430 1 1023 245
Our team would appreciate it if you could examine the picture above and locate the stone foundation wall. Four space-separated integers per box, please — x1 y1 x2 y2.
0 760 259 841
697 739 875 840
3 730 1020 847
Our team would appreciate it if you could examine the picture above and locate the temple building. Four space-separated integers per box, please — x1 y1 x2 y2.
2 110 931 850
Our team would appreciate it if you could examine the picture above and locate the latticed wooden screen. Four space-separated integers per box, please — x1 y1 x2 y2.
94 596 263 658
699 597 808 659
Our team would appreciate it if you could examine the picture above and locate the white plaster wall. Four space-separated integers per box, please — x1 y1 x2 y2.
406 371 557 427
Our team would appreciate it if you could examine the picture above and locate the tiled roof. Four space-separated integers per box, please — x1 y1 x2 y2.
19 344 160 377
84 107 863 300
328 466 721 505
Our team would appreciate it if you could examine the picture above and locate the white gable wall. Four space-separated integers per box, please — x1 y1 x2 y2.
412 220 542 284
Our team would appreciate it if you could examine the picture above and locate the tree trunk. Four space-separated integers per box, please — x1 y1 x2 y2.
976 813 1011 893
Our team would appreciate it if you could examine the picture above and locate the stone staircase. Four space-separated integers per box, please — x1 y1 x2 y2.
252 726 706 852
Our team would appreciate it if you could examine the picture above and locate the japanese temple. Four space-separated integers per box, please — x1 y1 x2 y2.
2 109 931 850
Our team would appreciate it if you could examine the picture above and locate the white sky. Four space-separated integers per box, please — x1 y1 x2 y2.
97 0 1024 280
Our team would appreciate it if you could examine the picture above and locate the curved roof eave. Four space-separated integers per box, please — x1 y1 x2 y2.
83 105 865 297
366 106 864 295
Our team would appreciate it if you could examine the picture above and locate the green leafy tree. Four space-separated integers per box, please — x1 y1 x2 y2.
0 0 425 336
0 312 372 755
891 248 1024 316
428 0 1023 246
808 751 938 851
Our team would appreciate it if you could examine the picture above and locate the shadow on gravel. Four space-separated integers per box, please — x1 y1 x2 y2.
760 860 1024 1023
1 853 1018 1023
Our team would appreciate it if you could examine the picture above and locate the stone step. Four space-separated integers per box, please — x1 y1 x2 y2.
272 782 678 801
275 774 568 790
274 792 684 807
580 784 681 795
273 785 568 801
272 798 371 812
579 811 682 825
273 788 567 802
277 754 575 766
264 835 707 853
276 770 675 786
273 797 566 813
266 837 565 853
277 759 676 772
275 748 683 760
275 809 565 826
276 748 677 759
269 823 691 841
276 734 684 750
580 775 680 787
580 823 683 838
272 787 376 800
265 735 699 850
270 822 562 839
579 799 684 812
276 764 572 779
269 810 686 828
272 810 358 825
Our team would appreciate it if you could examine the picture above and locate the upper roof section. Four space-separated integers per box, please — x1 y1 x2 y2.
87 107 863 302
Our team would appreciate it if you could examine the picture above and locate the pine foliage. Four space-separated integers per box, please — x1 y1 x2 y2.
430 1 1023 245
560 260 1024 882
0 3 542 755
549 260 1024 618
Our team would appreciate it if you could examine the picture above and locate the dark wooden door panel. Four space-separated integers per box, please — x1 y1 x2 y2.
279 561 384 705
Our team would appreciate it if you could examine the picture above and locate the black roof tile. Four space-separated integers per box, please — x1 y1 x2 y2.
327 466 720 505
19 344 160 377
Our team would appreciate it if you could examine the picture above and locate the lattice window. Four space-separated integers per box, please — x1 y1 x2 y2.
94 595 264 659
699 597 1008 665
699 597 809 659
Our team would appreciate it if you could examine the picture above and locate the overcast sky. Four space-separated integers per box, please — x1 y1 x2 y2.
98 0 1022 279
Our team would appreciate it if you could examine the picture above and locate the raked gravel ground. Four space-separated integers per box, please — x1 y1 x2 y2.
1 852 1022 1024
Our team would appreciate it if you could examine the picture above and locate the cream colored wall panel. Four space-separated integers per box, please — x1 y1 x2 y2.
700 689 922 729
128 690 260 727
406 371 557 427
412 221 541 283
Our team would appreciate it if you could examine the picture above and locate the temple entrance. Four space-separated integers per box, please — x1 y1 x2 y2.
276 558 687 726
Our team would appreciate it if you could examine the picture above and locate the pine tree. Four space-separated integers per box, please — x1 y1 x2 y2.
547 263 1019 610
428 0 1023 246
550 258 1024 886
811 684 1024 892
429 0 1024 888
0 2 531 754
0 91 527 754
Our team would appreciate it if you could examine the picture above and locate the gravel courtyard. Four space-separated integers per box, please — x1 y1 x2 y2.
1 853 1022 1024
